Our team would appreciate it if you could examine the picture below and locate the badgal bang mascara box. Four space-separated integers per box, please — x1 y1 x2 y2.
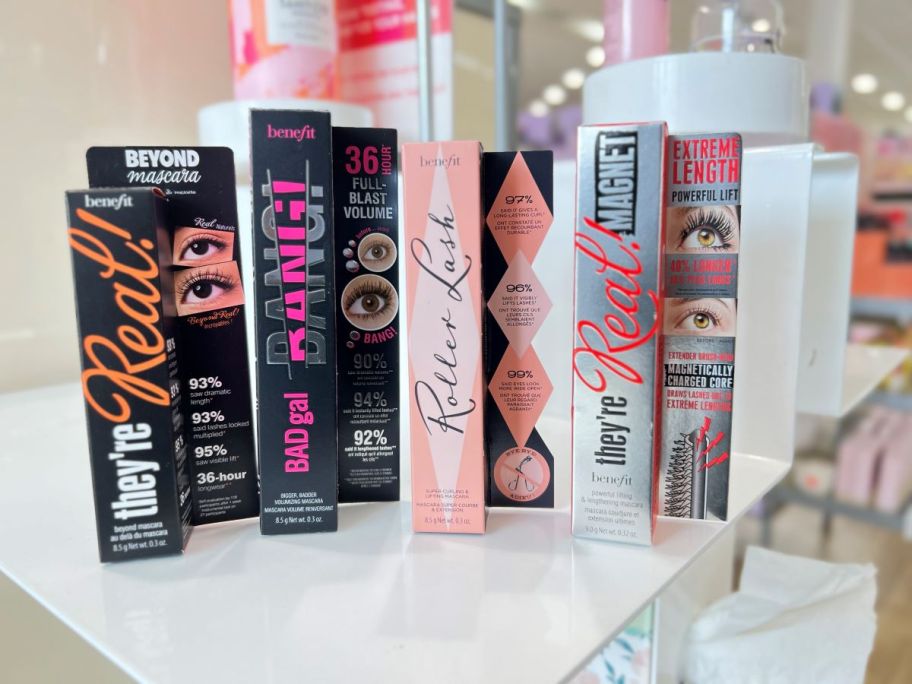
403 141 486 534
250 109 338 534
86 147 258 526
571 123 666 545
660 133 741 521
66 188 192 561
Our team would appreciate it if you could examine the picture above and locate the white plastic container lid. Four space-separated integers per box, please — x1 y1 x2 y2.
583 52 808 146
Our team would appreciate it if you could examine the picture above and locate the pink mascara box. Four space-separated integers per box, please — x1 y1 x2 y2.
402 141 487 534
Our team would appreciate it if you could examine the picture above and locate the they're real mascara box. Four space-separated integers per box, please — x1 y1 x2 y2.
66 188 192 561
571 123 666 545
250 110 338 534
87 147 258 525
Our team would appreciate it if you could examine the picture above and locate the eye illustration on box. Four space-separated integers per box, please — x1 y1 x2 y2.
664 297 737 337
173 226 235 266
174 261 244 316
357 233 397 272
341 274 398 331
666 205 740 254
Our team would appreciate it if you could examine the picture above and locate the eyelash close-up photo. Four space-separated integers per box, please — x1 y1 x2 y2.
341 274 399 331
174 261 243 316
172 226 235 267
357 232 398 272
669 205 740 253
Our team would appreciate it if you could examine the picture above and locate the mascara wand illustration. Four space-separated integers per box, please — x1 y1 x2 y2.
665 429 709 519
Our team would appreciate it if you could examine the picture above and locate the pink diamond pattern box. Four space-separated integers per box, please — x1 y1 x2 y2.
482 151 555 507
571 123 667 545
402 141 486 534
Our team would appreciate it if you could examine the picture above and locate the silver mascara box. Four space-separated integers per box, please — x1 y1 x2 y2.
571 123 666 545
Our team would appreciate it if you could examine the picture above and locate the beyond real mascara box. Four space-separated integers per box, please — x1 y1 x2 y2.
403 141 486 534
659 133 742 521
87 147 259 525
332 127 401 502
66 188 192 562
250 109 338 534
482 150 555 508
571 123 666 545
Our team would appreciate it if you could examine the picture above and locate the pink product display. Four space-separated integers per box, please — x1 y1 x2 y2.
873 417 912 513
834 408 904 506
229 0 338 99
602 0 669 66
337 0 453 143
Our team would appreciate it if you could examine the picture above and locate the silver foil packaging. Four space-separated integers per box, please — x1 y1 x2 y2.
571 123 667 545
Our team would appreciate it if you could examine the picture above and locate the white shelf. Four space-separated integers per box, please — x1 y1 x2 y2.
837 344 908 416
795 152 859 418
0 384 788 683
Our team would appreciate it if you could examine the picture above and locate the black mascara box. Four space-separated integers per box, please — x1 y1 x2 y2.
332 127 400 502
86 147 259 526
482 150 555 508
66 188 192 562
250 110 338 534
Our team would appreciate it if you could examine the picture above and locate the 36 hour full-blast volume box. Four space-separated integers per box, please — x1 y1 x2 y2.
250 109 338 534
86 147 258 525
332 127 400 502
571 123 666 545
66 188 192 562
659 133 742 522
402 141 486 534
482 150 555 508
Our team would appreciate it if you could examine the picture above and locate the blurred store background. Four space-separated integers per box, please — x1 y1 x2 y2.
1 0 911 682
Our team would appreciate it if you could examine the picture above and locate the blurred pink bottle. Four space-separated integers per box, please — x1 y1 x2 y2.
229 0 337 99
602 0 669 66
835 407 904 505
874 416 912 513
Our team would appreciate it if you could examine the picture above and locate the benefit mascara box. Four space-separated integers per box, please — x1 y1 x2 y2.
571 123 666 545
482 150 555 508
66 188 192 562
332 127 400 502
403 141 486 534
250 109 338 534
86 147 259 526
659 133 741 522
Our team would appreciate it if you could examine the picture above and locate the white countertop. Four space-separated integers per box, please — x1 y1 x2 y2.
0 383 787 682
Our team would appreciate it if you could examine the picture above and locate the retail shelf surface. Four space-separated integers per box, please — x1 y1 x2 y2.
0 384 788 683
838 344 910 416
